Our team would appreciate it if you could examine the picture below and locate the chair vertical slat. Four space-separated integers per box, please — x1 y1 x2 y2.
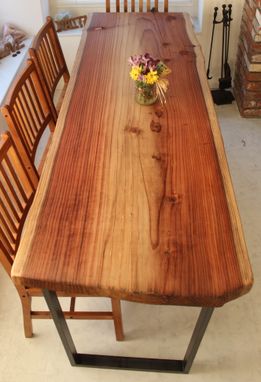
0 132 37 264
18 87 38 140
0 182 21 223
23 80 43 131
106 1 168 12
37 47 52 92
1 60 56 174
12 103 34 153
27 76 46 123
0 209 17 245
5 156 29 204
0 164 24 213
17 91 37 139
0 226 16 256
29 17 69 118
14 99 35 150
27 78 45 126
39 43 55 93
44 35 59 84
0 197 18 233
49 25 66 74
30 69 55 133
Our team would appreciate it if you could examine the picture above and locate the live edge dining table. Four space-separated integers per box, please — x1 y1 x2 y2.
12 12 253 373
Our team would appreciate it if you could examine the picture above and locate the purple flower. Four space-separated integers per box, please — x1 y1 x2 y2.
129 53 160 75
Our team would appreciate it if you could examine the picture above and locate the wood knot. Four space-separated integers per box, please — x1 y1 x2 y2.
152 153 162 161
166 15 177 22
155 109 163 118
162 42 171 46
163 250 175 257
125 125 141 135
179 50 189 56
165 194 181 204
150 120 161 133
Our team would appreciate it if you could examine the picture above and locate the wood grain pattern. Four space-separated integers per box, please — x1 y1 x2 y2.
12 13 253 307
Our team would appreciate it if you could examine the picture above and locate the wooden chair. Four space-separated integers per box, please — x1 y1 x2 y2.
106 0 169 12
0 132 124 341
55 15 87 32
29 17 70 120
1 59 56 183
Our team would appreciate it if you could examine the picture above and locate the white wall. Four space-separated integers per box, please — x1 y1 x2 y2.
0 0 49 35
198 0 244 88
59 33 82 73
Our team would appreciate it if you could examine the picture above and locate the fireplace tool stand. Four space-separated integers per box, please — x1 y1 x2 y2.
207 4 235 105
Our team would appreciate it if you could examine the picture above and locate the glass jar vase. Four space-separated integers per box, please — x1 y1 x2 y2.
135 83 158 106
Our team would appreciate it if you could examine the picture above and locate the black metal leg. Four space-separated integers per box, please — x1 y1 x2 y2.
183 307 214 373
43 289 214 373
43 289 77 366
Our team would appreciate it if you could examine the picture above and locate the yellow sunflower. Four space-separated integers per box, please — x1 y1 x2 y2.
130 66 142 81
145 69 159 85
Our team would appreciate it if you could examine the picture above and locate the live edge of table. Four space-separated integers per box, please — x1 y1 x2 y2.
11 13 253 374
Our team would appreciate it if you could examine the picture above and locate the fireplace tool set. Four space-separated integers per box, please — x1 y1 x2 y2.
207 4 235 105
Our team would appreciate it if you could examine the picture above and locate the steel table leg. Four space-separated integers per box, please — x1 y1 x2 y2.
43 289 214 373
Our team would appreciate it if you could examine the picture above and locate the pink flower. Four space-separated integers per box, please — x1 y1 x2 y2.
129 53 160 75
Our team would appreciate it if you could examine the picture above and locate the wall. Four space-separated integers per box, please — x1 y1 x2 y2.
0 0 49 35
198 0 245 88
59 32 82 72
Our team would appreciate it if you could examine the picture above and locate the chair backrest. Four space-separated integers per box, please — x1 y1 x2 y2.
106 0 169 12
29 16 70 118
1 59 55 181
55 15 87 32
0 132 38 276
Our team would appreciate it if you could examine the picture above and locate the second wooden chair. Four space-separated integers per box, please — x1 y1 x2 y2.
106 0 169 12
29 17 70 120
1 59 56 183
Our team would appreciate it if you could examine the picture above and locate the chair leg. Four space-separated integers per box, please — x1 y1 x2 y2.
70 297 76 311
17 289 33 338
111 298 124 341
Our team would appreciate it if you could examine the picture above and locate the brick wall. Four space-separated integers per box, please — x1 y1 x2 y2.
234 0 261 117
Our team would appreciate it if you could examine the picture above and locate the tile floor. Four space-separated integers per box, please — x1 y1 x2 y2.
0 103 260 381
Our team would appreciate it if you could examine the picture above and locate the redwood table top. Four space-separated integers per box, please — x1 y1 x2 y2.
12 13 253 307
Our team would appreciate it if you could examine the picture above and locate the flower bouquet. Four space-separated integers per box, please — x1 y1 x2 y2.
129 53 171 105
